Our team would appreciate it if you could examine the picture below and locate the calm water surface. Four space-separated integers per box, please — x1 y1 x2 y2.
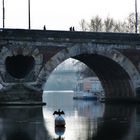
0 91 140 140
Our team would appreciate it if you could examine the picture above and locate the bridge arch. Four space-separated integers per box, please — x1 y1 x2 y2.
38 43 140 99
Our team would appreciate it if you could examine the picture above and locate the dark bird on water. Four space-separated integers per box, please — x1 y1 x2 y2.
53 109 65 116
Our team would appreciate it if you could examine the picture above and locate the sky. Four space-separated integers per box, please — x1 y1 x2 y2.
0 0 139 30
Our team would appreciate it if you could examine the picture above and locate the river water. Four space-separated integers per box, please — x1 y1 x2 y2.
0 91 140 140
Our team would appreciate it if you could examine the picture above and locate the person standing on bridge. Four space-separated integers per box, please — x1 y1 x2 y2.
43 25 46 30
69 26 75 31
69 27 72 31
72 27 75 31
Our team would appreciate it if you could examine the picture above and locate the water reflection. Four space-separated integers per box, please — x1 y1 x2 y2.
54 127 65 140
0 106 51 140
43 92 140 140
93 105 135 140
0 92 140 140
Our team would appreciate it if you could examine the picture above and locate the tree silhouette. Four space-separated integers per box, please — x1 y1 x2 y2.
79 13 140 33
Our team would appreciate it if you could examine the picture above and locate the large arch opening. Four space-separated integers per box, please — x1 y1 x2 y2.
39 44 139 102
5 55 35 79
43 57 103 103
42 54 135 100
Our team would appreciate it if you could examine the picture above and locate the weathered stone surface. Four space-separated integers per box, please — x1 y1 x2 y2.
0 29 140 104
0 84 44 105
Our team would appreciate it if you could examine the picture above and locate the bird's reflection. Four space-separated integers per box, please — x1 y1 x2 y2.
54 127 65 140
54 136 65 140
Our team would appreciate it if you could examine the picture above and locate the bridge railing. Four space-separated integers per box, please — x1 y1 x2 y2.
0 28 140 45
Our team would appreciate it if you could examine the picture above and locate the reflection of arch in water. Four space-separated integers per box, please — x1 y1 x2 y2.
73 100 105 118
92 105 136 140
0 107 52 140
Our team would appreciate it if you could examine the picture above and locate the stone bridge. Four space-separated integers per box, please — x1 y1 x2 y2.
0 29 140 104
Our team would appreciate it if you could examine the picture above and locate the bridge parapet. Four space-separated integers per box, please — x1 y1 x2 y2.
1 29 140 44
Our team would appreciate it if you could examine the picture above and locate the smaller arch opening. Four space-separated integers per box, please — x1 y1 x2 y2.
5 55 35 79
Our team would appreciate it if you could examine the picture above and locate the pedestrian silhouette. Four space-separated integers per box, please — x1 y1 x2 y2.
72 27 75 31
69 27 72 31
43 25 46 30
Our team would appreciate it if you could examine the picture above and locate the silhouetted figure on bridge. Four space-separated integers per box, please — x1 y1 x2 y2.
69 26 75 31
72 26 75 31
69 27 72 31
43 25 46 30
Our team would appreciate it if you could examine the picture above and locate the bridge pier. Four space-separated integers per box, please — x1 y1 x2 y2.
0 84 46 105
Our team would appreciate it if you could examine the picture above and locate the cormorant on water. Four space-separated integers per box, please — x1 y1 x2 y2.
53 109 65 116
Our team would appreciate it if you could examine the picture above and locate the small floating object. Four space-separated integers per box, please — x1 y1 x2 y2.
53 109 66 127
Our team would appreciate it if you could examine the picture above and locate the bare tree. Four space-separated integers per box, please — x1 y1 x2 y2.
126 13 135 33
79 19 88 31
88 16 102 32
104 17 114 32
138 13 140 33
113 21 127 32
79 13 140 33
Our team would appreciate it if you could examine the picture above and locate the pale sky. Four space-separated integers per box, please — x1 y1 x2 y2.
0 0 139 30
